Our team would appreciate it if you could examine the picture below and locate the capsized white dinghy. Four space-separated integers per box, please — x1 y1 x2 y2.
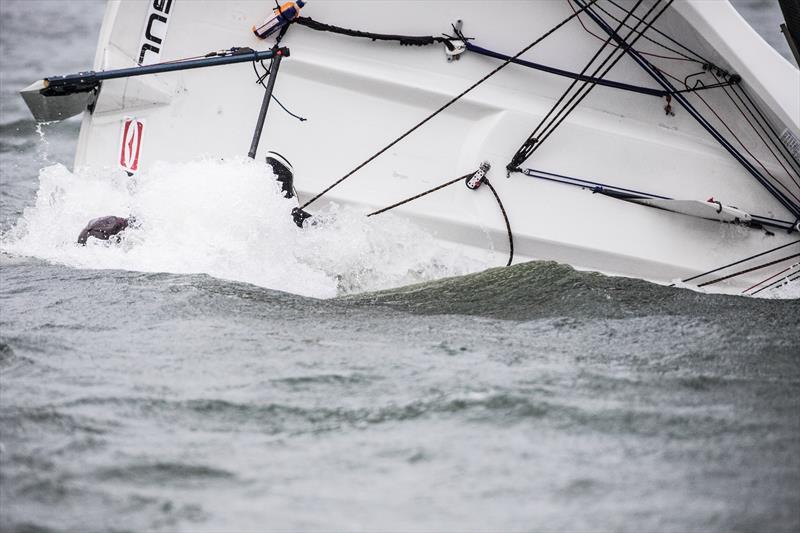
21 0 800 295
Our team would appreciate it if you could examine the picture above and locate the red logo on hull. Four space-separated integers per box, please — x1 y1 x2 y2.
119 117 144 173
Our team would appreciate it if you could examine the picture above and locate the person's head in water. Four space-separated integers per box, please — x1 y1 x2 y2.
77 215 133 245
77 152 303 246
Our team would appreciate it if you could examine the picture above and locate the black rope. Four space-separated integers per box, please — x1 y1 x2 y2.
685 79 800 206
729 83 800 177
295 16 452 47
483 178 515 266
603 0 712 64
367 172 514 267
654 66 800 207
573 0 800 219
736 85 800 171
466 43 664 97
529 0 670 158
751 267 800 295
743 261 797 294
697 252 800 287
251 59 307 122
508 0 670 170
710 71 800 189
299 0 600 211
677 238 800 284
512 0 648 167
367 174 469 217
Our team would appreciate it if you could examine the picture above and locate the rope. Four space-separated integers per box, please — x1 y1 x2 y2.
510 0 649 169
298 0 600 211
658 69 800 207
751 265 800 295
736 85 800 171
465 43 665 97
295 16 453 47
529 0 671 158
730 85 800 178
483 178 515 266
677 238 800 284
697 252 800 287
465 43 737 98
578 0 704 64
367 171 514 266
742 262 797 294
366 174 469 217
508 0 672 170
712 70 800 188
603 0 711 64
572 0 800 219
252 59 307 122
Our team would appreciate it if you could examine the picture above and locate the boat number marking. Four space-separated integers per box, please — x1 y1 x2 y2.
138 0 174 65
119 117 145 174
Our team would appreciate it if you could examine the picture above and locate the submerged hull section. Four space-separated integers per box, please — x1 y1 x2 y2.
74 0 800 292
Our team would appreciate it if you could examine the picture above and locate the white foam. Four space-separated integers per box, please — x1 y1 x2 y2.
0 158 478 298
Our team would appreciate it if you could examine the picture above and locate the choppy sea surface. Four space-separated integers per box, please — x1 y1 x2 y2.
1 1 798 531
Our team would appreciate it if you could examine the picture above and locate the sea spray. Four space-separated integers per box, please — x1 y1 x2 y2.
0 157 478 298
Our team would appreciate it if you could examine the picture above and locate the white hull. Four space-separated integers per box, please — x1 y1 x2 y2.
73 0 800 293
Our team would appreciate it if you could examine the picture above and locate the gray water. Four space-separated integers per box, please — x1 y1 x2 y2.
1 1 799 532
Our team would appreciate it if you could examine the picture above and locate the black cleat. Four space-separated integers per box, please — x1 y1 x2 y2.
291 207 313 228
265 150 296 199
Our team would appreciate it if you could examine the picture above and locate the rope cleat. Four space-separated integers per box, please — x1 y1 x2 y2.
465 161 491 190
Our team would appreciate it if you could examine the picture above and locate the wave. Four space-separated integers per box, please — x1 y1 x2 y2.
0 159 478 298
349 260 800 319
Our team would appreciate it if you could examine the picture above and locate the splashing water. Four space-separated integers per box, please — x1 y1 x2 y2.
0 158 479 298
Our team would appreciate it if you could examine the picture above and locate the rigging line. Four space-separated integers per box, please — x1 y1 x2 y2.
294 16 453 46
604 0 712 64
298 0 601 211
697 252 800 287
366 173 469 217
661 69 800 205
465 43 664 97
751 266 800 295
367 173 514 267
520 166 796 230
532 0 648 139
509 0 652 169
252 59 307 122
528 0 673 160
465 43 733 97
731 84 800 175
570 0 698 63
710 71 800 189
742 263 797 293
668 81 738 94
661 70 800 205
575 0 800 218
736 85 800 169
678 238 800 283
483 178 515 267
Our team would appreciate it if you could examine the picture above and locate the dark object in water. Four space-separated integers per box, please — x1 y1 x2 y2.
77 216 130 245
266 150 312 227
266 151 296 199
